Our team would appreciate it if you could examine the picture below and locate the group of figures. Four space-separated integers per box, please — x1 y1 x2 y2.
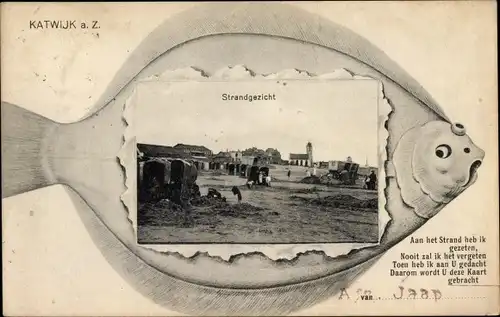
137 157 200 204
363 170 378 190
245 166 272 188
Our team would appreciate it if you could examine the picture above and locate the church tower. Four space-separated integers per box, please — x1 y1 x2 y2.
306 142 313 167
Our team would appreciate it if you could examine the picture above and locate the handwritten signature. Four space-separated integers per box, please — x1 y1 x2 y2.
337 286 442 302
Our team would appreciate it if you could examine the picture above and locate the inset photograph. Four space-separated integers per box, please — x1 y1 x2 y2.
135 80 380 244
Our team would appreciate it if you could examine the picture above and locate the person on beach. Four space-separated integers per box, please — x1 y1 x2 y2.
265 175 272 187
363 175 370 189
231 186 242 203
368 170 377 190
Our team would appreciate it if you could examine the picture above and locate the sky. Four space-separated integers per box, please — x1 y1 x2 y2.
135 80 379 166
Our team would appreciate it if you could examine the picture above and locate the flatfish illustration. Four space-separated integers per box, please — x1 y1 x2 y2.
1 3 484 316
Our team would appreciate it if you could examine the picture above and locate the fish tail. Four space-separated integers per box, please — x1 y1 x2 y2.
1 102 59 198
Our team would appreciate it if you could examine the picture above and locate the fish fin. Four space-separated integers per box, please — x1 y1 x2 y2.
393 126 428 210
411 195 443 218
1 102 59 198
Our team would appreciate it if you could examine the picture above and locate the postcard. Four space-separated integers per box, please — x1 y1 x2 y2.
2 2 498 316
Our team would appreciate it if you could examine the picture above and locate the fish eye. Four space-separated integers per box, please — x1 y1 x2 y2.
435 144 452 159
464 147 471 153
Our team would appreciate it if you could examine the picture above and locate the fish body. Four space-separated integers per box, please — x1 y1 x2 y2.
1 3 486 315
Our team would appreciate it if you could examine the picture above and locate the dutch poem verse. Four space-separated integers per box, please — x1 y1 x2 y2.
390 235 488 285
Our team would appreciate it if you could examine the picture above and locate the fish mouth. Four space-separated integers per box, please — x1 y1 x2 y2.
464 160 482 188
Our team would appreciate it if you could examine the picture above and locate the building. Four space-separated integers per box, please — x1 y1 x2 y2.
241 155 271 166
173 143 213 157
289 142 314 167
240 155 256 166
212 151 232 163
265 148 282 164
289 153 310 166
228 150 243 163
138 143 211 170
306 142 313 166
137 143 185 159
318 161 329 169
